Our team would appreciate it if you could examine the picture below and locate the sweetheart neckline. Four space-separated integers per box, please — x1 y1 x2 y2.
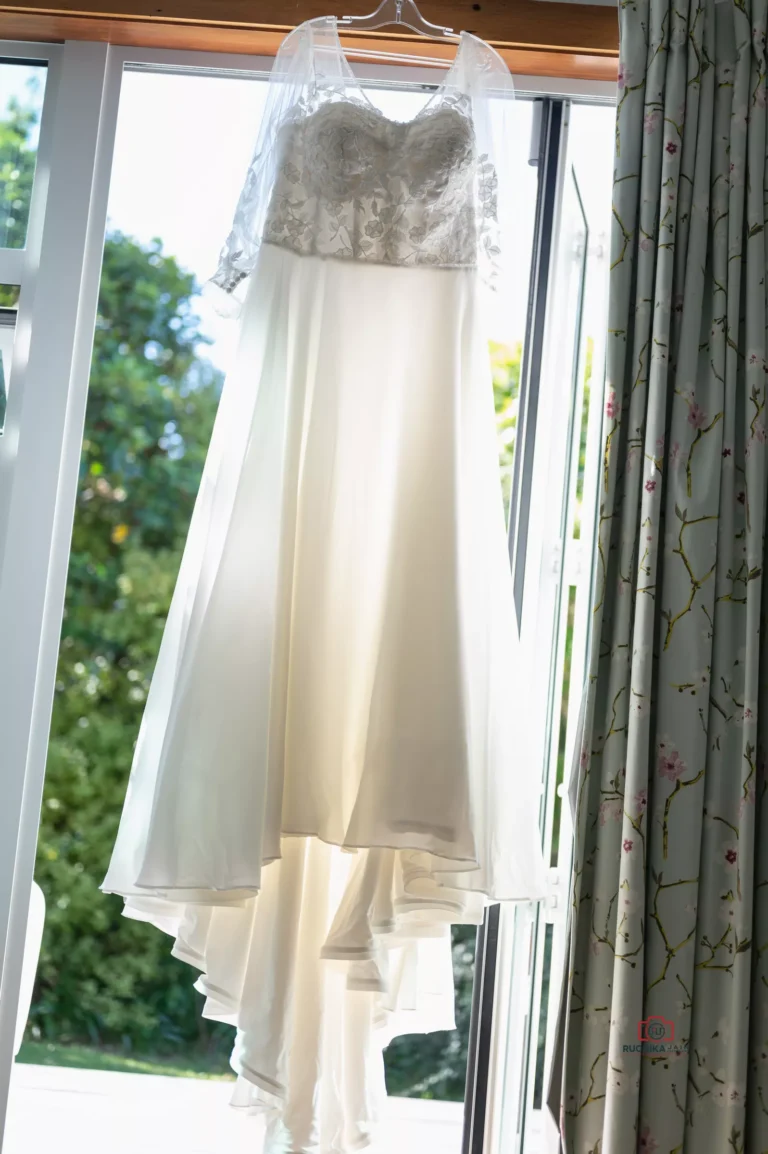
300 95 472 137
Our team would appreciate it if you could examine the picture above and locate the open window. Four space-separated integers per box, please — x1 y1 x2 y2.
0 37 616 1154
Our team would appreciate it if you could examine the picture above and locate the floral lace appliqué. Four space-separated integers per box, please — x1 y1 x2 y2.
215 94 499 286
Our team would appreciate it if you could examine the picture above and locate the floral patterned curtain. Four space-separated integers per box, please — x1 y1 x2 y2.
552 0 768 1150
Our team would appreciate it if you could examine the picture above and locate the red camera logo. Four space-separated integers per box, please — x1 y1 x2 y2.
638 1016 674 1043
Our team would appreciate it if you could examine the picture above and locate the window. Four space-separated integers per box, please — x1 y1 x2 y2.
490 100 615 1154
0 38 616 1154
0 57 48 428
0 60 47 249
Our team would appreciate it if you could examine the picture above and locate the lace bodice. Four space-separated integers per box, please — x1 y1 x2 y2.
261 97 497 272
210 17 514 305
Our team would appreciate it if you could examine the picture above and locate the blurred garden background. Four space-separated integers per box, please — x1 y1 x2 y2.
2 74 523 1102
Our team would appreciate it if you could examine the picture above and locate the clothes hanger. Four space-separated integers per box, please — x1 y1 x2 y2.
340 0 460 42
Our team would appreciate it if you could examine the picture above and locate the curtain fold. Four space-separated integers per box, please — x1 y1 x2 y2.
553 0 768 1149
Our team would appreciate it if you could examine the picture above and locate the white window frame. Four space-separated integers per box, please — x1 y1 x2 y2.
0 37 615 1153
485 108 611 1154
0 41 122 1144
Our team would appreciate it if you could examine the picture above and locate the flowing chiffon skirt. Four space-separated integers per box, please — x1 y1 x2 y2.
103 242 545 1151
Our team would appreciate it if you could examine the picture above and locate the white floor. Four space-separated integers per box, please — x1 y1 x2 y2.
4 1064 464 1154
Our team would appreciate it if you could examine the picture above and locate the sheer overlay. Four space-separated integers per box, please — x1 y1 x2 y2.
208 17 518 311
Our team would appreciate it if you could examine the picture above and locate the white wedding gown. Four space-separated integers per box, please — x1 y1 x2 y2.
103 17 545 1152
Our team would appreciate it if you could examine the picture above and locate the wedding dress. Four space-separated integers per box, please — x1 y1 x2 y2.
103 16 546 1152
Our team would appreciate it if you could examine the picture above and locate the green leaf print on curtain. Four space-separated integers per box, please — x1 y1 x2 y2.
552 0 768 1151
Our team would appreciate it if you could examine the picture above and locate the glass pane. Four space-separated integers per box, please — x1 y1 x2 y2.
541 164 588 869
0 282 19 307
550 584 577 868
8 67 538 1154
0 61 47 249
497 101 616 1154
532 923 554 1109
572 345 593 540
494 115 538 524
10 69 269 1154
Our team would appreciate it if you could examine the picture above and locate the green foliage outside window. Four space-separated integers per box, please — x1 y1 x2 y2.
0 81 40 249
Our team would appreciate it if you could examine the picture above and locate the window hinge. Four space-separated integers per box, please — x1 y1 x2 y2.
563 538 585 584
543 867 566 923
